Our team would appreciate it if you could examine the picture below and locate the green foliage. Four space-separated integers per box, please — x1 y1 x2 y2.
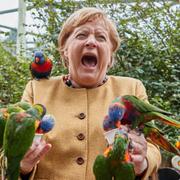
0 44 30 104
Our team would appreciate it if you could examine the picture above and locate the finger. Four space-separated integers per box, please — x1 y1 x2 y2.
131 141 147 155
128 133 146 146
25 140 50 160
23 141 39 158
120 125 129 132
33 143 52 162
130 154 144 164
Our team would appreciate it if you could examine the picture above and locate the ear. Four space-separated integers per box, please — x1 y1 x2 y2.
64 48 68 58
108 56 113 69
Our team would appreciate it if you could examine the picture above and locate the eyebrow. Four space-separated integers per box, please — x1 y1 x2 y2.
74 27 109 36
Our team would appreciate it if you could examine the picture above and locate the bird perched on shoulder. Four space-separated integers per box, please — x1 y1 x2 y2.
30 51 53 80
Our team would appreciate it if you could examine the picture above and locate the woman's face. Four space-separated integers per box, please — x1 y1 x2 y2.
64 20 113 88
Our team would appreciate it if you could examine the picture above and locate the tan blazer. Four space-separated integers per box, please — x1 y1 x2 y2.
21 75 161 180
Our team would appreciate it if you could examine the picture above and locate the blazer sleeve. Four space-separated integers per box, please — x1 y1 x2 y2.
21 81 34 104
142 142 161 180
135 80 148 102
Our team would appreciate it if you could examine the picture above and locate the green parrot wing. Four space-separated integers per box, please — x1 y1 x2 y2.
7 105 24 114
3 112 36 180
93 155 112 180
149 112 180 128
26 104 46 119
123 95 172 115
107 135 127 162
114 162 135 180
15 101 32 110
0 110 7 148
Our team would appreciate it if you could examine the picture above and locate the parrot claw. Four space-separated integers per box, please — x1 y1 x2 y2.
135 127 143 136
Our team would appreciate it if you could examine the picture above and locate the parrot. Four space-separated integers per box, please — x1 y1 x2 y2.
30 51 53 80
0 101 55 180
0 108 8 148
3 112 38 180
36 114 55 134
0 105 24 148
104 95 180 155
14 101 32 111
93 130 135 180
93 155 112 180
26 103 46 119
103 102 125 132
143 122 180 155
112 95 180 129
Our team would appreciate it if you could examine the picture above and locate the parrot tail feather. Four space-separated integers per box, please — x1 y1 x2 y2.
152 112 180 128
148 129 180 156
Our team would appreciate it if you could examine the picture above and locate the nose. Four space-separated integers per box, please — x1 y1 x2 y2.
85 35 97 48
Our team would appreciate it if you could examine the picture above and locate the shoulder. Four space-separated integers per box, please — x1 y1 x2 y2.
30 76 62 86
109 75 143 86
24 76 63 93
107 75 148 101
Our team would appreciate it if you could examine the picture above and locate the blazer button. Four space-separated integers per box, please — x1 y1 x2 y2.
78 113 86 120
76 157 84 165
77 133 85 140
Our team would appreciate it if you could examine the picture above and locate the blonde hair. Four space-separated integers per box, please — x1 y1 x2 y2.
58 7 120 65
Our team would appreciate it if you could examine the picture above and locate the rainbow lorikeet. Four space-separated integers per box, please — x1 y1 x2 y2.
0 101 56 180
30 51 53 80
103 95 180 155
37 114 55 134
2 112 38 180
112 95 180 129
93 130 135 180
0 104 25 148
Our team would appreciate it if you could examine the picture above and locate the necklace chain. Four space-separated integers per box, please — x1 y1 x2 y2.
63 74 108 88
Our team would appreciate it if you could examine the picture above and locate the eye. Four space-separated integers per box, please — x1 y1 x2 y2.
76 33 87 39
96 35 106 42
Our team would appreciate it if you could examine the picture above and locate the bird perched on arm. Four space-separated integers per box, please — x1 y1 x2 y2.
0 101 55 180
30 51 53 80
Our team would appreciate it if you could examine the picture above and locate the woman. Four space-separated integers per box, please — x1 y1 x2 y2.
20 7 161 180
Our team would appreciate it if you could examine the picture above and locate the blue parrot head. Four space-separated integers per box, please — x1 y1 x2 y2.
34 51 45 64
39 114 55 133
108 103 125 123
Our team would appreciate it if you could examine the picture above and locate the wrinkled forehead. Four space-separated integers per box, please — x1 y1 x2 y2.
73 19 109 34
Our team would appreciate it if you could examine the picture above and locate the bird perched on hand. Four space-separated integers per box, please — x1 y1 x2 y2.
30 51 53 80
93 131 135 180
103 103 125 132
104 95 180 155
3 112 38 180
112 95 180 129
36 114 55 134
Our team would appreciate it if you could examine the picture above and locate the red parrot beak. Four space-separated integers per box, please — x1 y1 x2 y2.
35 57 40 63
116 121 121 128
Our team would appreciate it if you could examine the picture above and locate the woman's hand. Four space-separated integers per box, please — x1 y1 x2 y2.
128 129 148 176
20 139 52 175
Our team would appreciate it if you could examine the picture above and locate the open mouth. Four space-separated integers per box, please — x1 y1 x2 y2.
81 55 97 68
